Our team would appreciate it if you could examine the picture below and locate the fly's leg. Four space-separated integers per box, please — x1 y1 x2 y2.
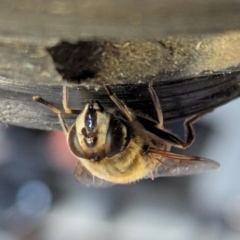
148 80 212 149
148 80 164 129
106 83 212 150
33 86 82 134
104 85 133 121
174 110 213 149
63 86 82 115
32 95 69 135
156 110 213 149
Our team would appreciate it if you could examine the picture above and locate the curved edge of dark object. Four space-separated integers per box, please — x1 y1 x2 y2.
0 70 240 131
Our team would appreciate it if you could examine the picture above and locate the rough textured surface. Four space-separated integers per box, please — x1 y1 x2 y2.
0 1 240 130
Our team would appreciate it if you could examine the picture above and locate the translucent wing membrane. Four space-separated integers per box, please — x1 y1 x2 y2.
74 162 114 187
145 148 220 178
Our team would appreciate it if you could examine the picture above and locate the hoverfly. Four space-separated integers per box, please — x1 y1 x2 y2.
33 81 219 187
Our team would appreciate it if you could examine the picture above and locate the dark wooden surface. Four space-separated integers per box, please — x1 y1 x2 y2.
0 1 240 130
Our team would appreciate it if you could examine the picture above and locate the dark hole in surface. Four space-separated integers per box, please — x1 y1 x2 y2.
46 41 102 83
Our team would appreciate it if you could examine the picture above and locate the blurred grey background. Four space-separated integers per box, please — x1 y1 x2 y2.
0 97 240 240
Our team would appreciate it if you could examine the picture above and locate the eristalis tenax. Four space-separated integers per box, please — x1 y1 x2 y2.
33 81 219 187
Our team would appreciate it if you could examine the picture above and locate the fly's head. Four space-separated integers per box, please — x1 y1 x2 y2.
67 100 131 161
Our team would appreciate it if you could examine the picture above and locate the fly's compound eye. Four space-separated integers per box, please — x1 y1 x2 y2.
68 124 89 159
105 117 131 157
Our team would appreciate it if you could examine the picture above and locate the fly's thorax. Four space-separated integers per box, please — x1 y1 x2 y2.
67 100 131 161
80 134 150 183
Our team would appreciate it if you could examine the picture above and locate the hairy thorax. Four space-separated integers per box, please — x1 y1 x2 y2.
79 134 169 184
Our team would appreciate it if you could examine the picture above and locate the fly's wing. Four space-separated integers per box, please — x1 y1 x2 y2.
74 162 114 187
145 148 220 178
